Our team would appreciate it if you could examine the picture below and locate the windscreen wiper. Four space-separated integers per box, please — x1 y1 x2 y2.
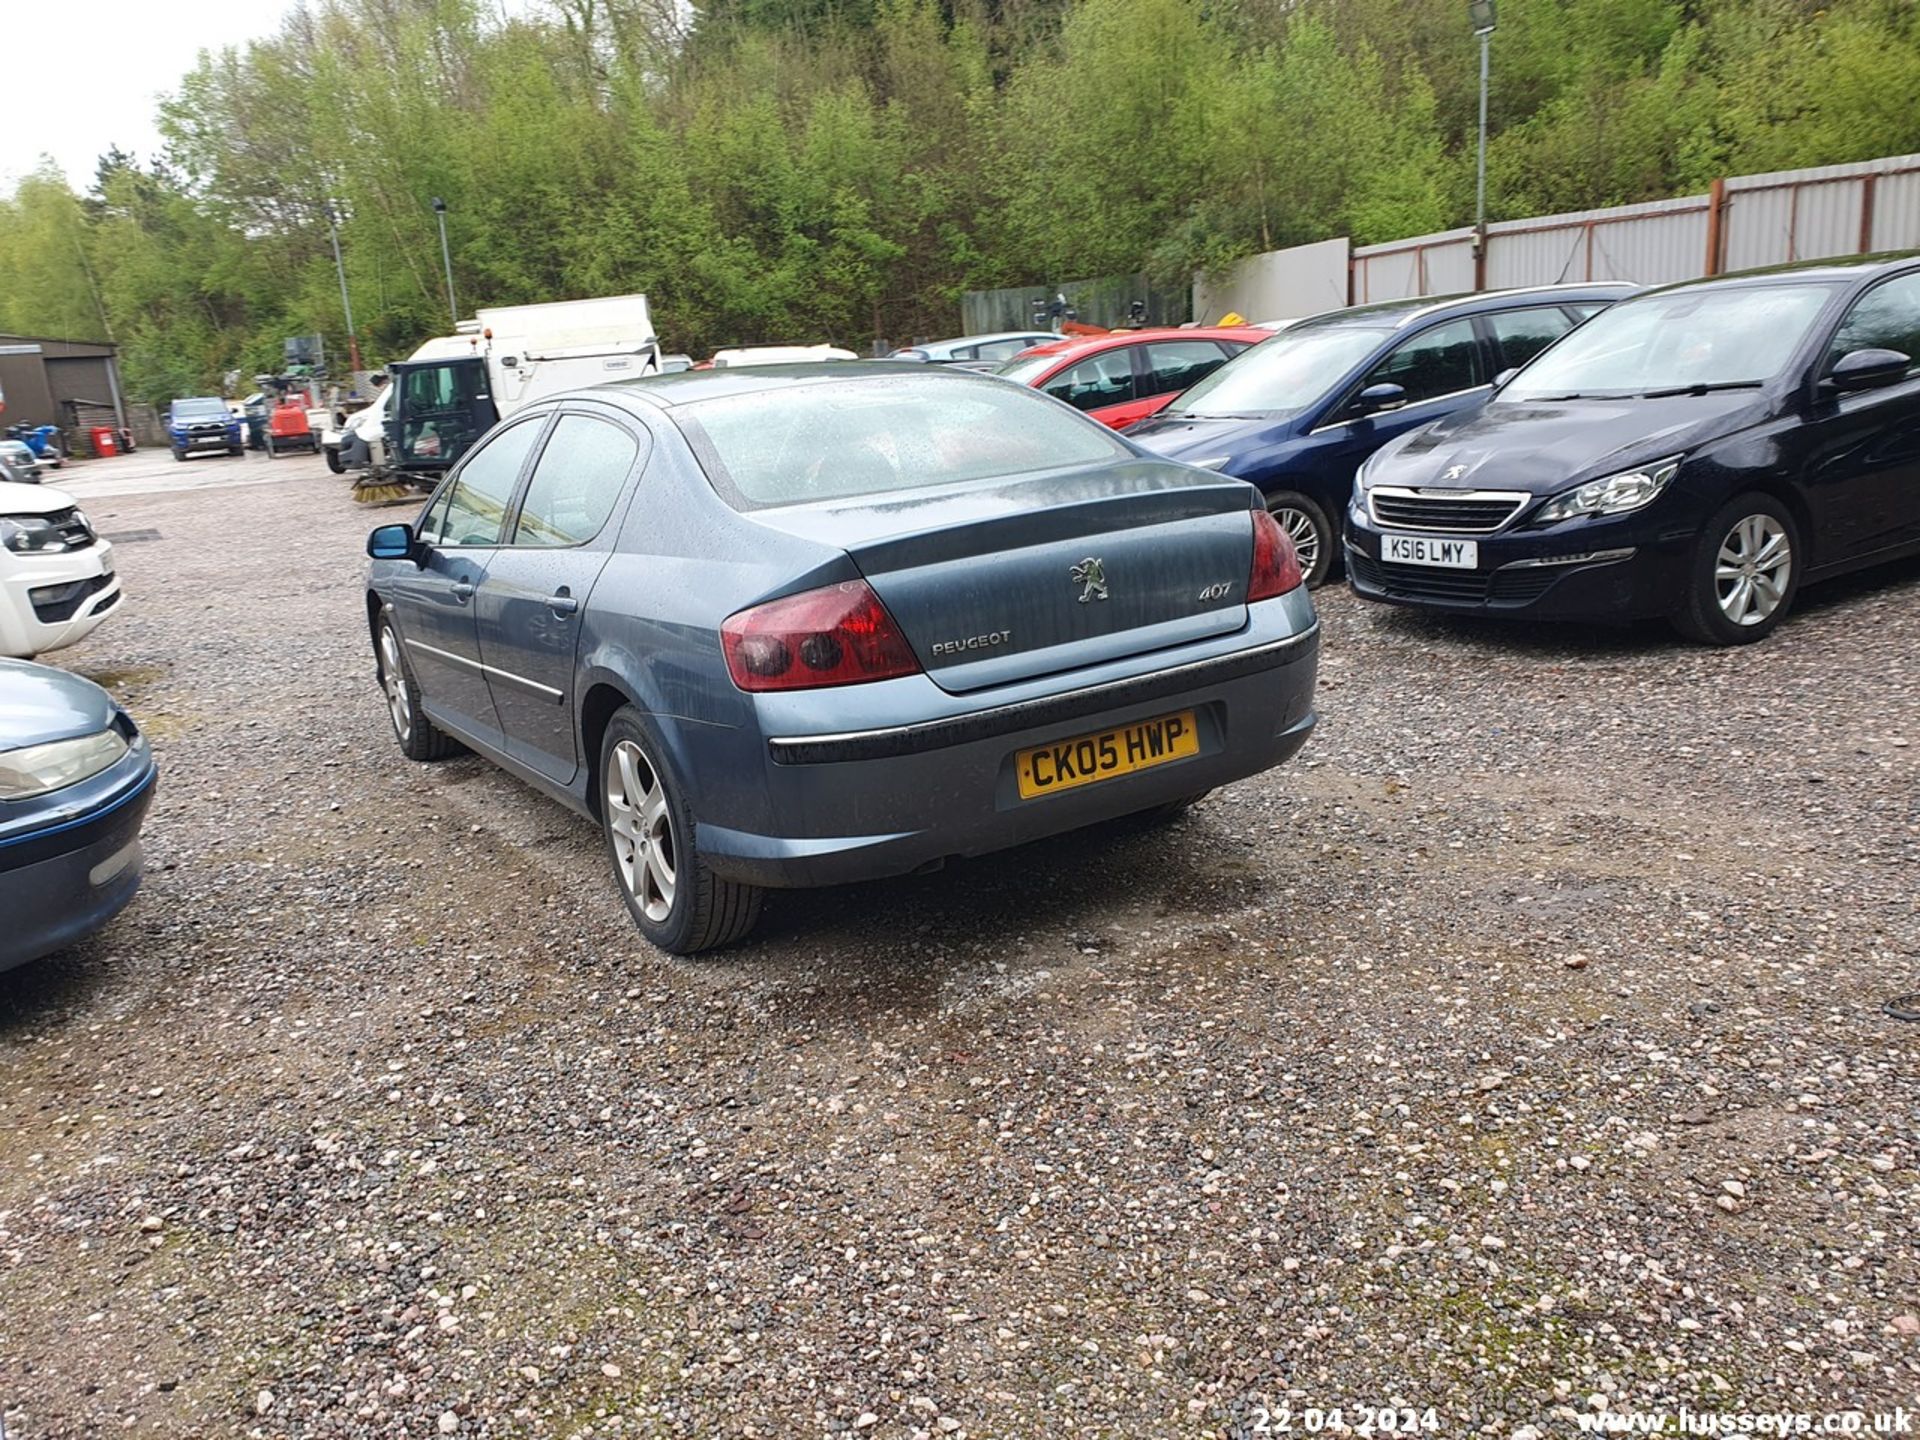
1638 380 1763 398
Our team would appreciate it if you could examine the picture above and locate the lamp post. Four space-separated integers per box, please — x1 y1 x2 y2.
325 203 364 374
1470 0 1496 290
432 197 458 327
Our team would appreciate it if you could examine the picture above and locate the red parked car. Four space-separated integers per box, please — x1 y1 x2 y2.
995 326 1269 431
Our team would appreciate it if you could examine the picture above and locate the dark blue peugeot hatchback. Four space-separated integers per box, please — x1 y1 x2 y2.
1129 284 1636 585
1346 255 1920 644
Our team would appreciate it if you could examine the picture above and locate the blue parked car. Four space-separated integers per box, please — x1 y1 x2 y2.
167 397 244 461
1128 284 1637 585
364 364 1320 954
0 658 158 971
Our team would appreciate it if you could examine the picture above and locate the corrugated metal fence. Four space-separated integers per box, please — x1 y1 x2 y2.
1349 152 1920 305
958 274 1192 336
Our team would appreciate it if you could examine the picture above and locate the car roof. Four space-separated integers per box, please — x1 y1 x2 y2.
1294 282 1639 333
601 360 957 410
1008 326 1266 361
1631 250 1920 299
913 330 1058 348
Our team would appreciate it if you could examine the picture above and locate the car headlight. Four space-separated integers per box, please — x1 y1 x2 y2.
0 514 73 553
0 728 129 799
1533 459 1680 523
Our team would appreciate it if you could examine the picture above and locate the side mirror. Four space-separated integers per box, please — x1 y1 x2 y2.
367 523 417 561
1493 367 1519 389
1355 382 1408 416
1827 347 1910 392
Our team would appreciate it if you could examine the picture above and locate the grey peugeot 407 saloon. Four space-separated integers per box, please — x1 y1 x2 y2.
365 364 1320 953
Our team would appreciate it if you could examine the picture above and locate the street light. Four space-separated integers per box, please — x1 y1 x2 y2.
1470 0 1496 290
432 197 458 327
324 203 364 374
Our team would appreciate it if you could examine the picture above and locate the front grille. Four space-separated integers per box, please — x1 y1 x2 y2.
1350 550 1568 607
36 507 96 550
1350 551 1491 601
29 572 113 623
1368 487 1528 534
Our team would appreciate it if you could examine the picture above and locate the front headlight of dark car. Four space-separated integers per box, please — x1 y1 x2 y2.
0 728 129 799
1 514 76 553
1533 458 1680 524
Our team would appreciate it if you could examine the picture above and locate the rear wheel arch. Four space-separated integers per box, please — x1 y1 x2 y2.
579 680 640 819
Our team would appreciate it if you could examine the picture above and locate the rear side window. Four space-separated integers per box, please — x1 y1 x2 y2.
1045 351 1137 411
1360 317 1485 404
1488 307 1576 370
678 374 1127 508
973 337 1035 362
1827 272 1920 372
432 418 543 547
513 416 641 547
1141 341 1232 399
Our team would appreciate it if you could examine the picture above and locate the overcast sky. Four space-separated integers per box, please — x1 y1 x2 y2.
2 0 299 189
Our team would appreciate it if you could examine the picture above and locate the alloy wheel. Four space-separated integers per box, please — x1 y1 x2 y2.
1714 513 1792 627
606 739 677 923
379 625 412 742
1268 503 1322 576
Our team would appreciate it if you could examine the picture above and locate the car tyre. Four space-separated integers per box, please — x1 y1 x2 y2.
599 706 762 955
228 445 243 456
324 446 345 474
1265 490 1335 588
172 447 187 463
1671 492 1801 646
376 614 457 761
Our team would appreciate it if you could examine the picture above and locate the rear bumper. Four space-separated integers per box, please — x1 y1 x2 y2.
0 766 155 971
699 620 1319 888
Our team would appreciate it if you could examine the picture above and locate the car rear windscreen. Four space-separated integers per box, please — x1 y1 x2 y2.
676 374 1129 508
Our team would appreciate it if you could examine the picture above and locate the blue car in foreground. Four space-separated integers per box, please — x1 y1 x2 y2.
1129 284 1636 586
167 397 243 461
365 364 1319 953
0 658 157 971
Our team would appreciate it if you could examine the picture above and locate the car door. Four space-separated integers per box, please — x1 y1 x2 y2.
384 415 547 742
1484 304 1580 376
1116 340 1241 430
1303 316 1491 491
1039 350 1139 429
474 409 648 784
1790 270 1920 562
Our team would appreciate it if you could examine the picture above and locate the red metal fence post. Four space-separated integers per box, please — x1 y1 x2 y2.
1704 177 1726 276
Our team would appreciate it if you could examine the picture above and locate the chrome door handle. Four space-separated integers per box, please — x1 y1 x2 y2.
451 581 475 603
548 590 579 615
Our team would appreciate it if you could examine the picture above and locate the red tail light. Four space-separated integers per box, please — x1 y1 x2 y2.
1247 507 1304 600
721 580 922 692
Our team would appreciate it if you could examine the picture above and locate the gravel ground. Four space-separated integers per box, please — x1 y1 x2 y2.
2 453 1917 1438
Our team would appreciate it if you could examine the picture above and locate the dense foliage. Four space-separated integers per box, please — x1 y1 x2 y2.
3 0 1919 402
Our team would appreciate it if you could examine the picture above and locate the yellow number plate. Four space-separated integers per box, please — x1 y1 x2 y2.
1015 710 1199 800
